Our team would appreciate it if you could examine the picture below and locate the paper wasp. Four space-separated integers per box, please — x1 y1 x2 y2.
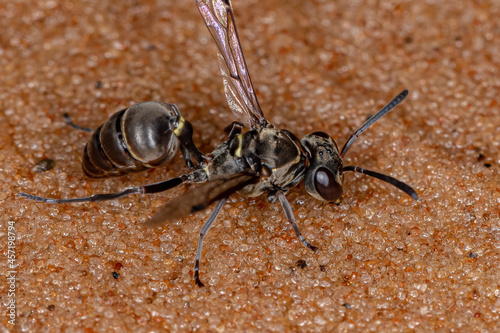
19 0 418 287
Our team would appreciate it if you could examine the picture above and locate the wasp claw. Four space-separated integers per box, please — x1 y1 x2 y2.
308 244 319 252
194 275 205 288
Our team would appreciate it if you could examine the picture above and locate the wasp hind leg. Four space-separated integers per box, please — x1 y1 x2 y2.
277 191 319 252
17 175 189 204
193 198 227 287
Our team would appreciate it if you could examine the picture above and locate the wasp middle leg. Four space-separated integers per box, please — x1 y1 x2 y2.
193 197 227 287
277 191 319 252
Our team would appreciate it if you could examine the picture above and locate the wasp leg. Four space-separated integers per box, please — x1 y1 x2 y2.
194 198 227 287
224 121 244 140
277 191 319 252
179 144 202 170
266 190 277 203
171 116 207 169
63 113 94 133
17 175 190 204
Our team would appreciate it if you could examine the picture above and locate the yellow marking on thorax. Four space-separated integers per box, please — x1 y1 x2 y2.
202 165 210 177
234 134 244 158
173 116 185 136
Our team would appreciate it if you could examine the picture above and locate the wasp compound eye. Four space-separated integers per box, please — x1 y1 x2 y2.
315 167 342 202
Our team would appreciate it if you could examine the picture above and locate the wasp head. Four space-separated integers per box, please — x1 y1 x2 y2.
300 132 344 203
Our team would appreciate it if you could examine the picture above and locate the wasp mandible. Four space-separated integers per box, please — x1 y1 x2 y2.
19 0 418 287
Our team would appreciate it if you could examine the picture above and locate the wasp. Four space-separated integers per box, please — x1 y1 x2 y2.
19 0 418 287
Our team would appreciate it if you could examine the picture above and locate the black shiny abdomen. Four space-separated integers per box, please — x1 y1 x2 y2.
83 101 180 178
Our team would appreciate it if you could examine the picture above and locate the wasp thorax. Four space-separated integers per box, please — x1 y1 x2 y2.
300 132 344 203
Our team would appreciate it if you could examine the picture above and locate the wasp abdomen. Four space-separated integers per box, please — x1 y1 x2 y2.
83 101 181 178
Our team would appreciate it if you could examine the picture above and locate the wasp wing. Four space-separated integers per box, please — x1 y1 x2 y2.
145 172 258 227
196 0 270 129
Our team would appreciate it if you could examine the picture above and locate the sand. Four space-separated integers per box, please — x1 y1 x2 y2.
1 0 499 332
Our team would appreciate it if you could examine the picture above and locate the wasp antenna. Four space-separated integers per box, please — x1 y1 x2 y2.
340 89 409 158
343 165 418 200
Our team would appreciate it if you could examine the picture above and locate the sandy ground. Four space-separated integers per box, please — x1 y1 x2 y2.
1 0 499 332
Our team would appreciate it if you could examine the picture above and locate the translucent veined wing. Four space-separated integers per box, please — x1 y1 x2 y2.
145 172 258 227
195 0 271 129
